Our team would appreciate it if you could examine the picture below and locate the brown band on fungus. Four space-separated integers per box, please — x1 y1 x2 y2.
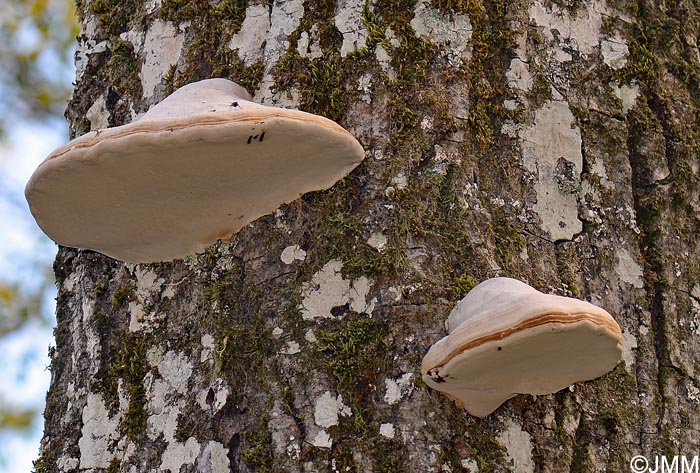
431 310 622 372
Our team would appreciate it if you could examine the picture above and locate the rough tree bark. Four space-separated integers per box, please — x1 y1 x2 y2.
36 0 700 472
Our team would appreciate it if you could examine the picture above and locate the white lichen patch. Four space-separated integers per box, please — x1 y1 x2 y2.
312 429 333 448
287 441 301 460
601 34 629 70
158 350 193 393
506 58 533 94
134 266 164 296
128 301 144 332
76 299 102 377
63 271 79 292
200 333 215 363
145 350 194 467
138 20 186 99
392 172 408 190
272 327 284 338
78 393 121 468
358 73 372 102
146 375 182 442
86 95 109 130
521 100 583 241
198 441 230 472
690 297 700 335
145 0 161 13
129 266 166 332
501 121 523 138
497 419 535 473
76 42 109 83
281 245 307 264
610 81 640 114
58 455 79 472
589 158 612 189
335 0 368 57
299 259 375 320
297 25 324 59
528 1 603 58
461 458 479 472
267 0 304 65
615 248 644 288
367 232 388 252
379 423 395 439
300 260 348 320
410 1 472 65
349 276 376 314
375 43 395 79
145 345 165 369
160 437 201 472
622 328 638 369
280 340 302 355
197 378 230 412
229 2 270 65
162 284 176 299
314 391 351 428
305 328 318 343
384 373 415 405
255 0 304 102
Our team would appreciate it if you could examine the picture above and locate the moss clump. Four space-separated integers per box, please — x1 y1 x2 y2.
88 0 143 37
394 165 484 298
214 319 273 382
373 437 408 472
160 0 267 94
91 330 148 441
464 423 505 471
274 50 362 123
203 264 244 307
106 37 143 96
110 334 149 441
451 273 479 299
32 447 58 473
526 73 554 110
161 0 261 29
106 457 121 473
112 282 136 309
306 188 406 280
203 264 275 388
242 418 273 471
318 317 390 430
93 282 107 297
492 210 526 272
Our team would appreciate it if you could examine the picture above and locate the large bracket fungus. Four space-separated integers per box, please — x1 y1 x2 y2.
25 78 365 263
421 277 623 417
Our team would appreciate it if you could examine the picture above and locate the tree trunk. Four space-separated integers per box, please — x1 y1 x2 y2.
37 0 700 472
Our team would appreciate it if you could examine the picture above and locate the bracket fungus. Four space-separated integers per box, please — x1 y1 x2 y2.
25 78 365 263
421 277 623 417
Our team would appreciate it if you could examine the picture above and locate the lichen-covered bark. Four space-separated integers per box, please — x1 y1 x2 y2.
38 0 700 472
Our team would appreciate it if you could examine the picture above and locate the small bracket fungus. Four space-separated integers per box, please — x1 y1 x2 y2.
421 277 623 417
25 78 365 263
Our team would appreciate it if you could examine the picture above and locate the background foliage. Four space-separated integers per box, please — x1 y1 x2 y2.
0 0 78 135
0 0 77 438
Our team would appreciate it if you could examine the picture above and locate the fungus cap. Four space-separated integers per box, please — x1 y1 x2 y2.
421 277 623 417
25 78 365 263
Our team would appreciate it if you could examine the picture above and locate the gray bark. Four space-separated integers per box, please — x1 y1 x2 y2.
37 0 700 472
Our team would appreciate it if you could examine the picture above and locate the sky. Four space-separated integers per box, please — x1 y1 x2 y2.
0 120 65 472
